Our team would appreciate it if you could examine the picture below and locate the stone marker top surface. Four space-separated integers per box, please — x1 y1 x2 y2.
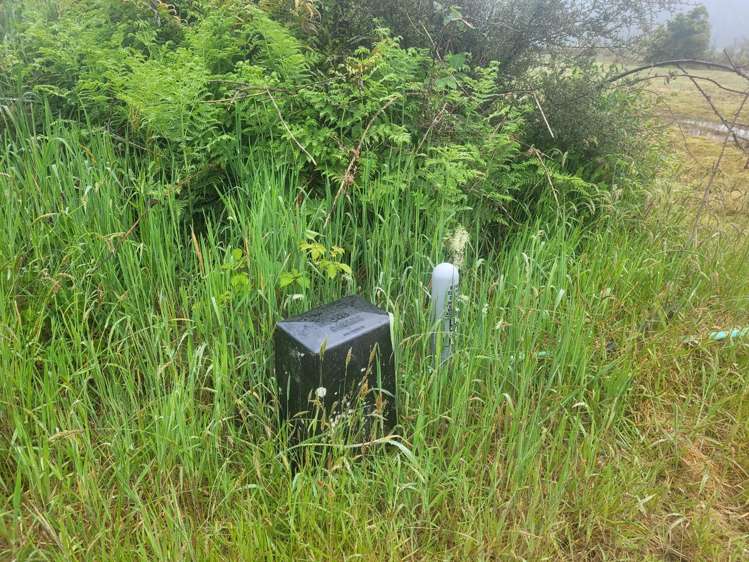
276 295 390 354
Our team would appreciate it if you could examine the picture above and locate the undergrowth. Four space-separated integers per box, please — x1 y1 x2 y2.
0 1 747 560
0 0 648 230
0 108 747 560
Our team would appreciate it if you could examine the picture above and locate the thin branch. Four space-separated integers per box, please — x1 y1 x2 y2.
655 102 698 161
148 0 162 26
675 63 747 153
529 147 559 207
689 91 749 245
265 88 317 166
533 93 555 139
619 73 748 97
415 103 447 156
609 59 749 84
614 59 749 154
324 96 399 227
209 76 337 92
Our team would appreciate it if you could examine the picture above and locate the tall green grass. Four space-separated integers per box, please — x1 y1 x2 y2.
1 109 747 560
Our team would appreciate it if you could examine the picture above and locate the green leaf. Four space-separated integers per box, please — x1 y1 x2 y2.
323 261 338 279
300 241 326 262
231 273 250 291
279 272 296 288
446 53 467 70
435 76 457 90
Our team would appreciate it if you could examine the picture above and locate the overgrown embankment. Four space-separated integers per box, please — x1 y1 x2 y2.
0 1 747 560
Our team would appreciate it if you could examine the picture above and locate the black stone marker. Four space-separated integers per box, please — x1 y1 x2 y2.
275 295 396 439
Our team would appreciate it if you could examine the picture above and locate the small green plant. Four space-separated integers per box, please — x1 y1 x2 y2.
299 236 352 280
224 247 252 296
280 232 352 290
206 247 252 305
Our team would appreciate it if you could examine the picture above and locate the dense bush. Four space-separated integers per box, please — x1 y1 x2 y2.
0 0 653 230
264 1 683 69
262 0 663 207
524 63 657 199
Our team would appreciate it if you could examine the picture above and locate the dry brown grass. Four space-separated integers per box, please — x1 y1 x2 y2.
626 326 749 561
636 65 749 239
668 133 749 236
640 67 749 125
611 71 749 560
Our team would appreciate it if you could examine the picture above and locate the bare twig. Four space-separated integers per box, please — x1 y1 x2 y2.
689 91 749 245
148 0 162 26
209 76 337 92
651 100 699 161
529 147 559 207
415 103 448 156
324 96 399 227
0 95 40 104
609 59 749 84
533 94 555 139
265 88 317 166
191 226 204 275
619 73 748 97
613 56 749 155
675 63 747 153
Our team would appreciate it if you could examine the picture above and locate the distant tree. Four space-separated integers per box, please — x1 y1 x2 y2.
644 5 711 62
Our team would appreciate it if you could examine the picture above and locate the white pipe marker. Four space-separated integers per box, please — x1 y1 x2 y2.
431 263 459 363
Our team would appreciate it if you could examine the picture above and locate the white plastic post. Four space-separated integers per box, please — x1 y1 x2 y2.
431 263 459 363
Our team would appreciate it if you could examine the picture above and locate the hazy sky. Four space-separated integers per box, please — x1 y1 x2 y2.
695 0 749 47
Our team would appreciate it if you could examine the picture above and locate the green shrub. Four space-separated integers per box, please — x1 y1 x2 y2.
523 63 658 211
0 0 647 233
